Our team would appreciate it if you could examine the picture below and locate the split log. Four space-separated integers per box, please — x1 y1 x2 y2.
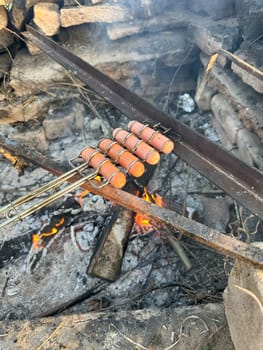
60 5 132 28
211 94 263 170
10 0 26 30
211 94 244 146
106 7 189 40
0 5 7 29
88 206 134 281
224 256 263 350
231 42 263 94
33 2 60 36
201 53 263 143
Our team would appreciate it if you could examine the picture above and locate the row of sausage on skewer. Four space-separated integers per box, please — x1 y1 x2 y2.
79 121 175 188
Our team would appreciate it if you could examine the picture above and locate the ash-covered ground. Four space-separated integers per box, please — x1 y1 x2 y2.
0 94 260 320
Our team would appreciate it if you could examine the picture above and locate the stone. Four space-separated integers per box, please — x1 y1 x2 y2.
11 126 49 152
224 256 263 350
201 53 263 142
188 17 240 66
60 5 132 27
187 0 235 20
231 41 263 94
211 94 244 145
42 100 85 140
236 128 263 170
33 2 60 36
0 5 7 29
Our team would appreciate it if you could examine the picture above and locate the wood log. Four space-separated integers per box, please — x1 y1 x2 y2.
0 29 14 50
107 7 189 40
33 2 60 36
231 42 263 94
0 304 232 350
188 17 240 66
200 53 263 143
0 5 7 29
60 5 132 27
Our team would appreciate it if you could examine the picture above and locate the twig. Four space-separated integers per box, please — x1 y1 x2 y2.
233 284 263 313
165 229 192 271
182 166 191 217
15 321 30 342
165 46 194 113
110 323 149 350
36 321 64 350
162 314 209 350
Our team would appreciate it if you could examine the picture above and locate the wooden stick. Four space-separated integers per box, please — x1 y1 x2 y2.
219 48 263 82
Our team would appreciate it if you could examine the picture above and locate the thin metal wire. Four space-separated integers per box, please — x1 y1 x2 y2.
0 162 90 218
0 168 99 230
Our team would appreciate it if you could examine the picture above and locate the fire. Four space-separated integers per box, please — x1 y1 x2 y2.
32 216 65 249
135 187 163 226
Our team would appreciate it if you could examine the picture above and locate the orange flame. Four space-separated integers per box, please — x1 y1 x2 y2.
135 187 163 226
32 216 65 249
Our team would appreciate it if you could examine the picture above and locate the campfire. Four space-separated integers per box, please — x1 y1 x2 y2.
0 1 263 349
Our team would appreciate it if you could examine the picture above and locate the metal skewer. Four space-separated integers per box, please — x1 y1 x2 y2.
0 168 98 229
0 161 90 218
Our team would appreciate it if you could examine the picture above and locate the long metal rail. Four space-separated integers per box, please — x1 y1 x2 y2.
22 27 263 219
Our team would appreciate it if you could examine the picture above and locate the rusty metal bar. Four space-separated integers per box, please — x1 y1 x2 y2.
0 136 262 268
22 27 263 220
